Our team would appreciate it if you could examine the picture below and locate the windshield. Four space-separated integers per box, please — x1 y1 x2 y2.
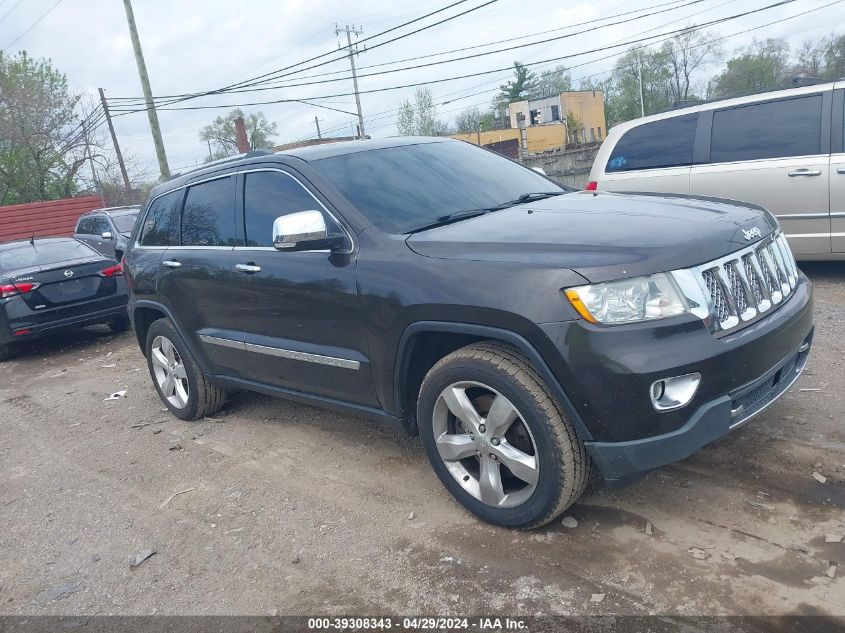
0 240 97 273
311 141 566 233
111 212 139 234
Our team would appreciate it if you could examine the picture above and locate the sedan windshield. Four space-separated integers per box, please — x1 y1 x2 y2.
311 140 567 234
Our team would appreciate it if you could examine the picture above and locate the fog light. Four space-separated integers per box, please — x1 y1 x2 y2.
650 373 701 411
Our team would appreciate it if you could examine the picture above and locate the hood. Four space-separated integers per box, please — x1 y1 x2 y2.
406 191 778 283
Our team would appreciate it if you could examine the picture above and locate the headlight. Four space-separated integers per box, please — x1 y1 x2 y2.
564 273 689 324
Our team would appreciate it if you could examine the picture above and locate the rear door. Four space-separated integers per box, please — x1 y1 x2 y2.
690 91 832 257
229 167 378 406
156 174 251 377
74 216 98 251
90 215 117 258
831 87 845 252
599 113 697 194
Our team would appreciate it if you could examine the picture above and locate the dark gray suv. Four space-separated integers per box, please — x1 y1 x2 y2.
74 205 140 262
124 138 814 528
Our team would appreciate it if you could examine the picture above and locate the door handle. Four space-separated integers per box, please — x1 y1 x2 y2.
235 263 261 274
787 169 822 177
837 168 845 175
162 260 182 268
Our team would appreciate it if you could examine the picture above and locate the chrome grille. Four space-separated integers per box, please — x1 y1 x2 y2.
688 232 797 335
724 263 748 314
701 269 730 324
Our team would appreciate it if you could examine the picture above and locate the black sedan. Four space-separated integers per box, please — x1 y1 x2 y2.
0 238 129 361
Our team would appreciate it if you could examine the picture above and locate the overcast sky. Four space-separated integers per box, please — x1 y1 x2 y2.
2 0 841 176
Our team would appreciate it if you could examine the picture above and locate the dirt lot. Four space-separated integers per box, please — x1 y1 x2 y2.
1 263 843 619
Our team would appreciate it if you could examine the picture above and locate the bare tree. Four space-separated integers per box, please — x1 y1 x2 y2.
661 28 723 104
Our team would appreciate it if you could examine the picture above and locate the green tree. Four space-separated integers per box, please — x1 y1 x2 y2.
565 111 584 144
709 39 790 98
396 88 449 136
528 65 571 99
824 34 845 79
499 61 537 104
0 51 88 205
606 48 672 123
199 108 277 161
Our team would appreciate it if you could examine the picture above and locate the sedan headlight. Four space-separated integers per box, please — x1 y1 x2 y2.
564 273 689 324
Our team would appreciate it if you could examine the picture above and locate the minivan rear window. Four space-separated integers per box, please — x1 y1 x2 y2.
710 95 823 163
606 114 698 173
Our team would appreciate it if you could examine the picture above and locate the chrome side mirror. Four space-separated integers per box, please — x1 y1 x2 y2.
101 231 113 240
273 210 331 251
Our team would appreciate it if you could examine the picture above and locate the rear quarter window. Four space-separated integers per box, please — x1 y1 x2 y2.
710 95 823 163
139 191 181 247
606 113 698 172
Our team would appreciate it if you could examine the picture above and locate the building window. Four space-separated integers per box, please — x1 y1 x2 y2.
530 109 541 125
590 128 595 142
550 105 560 122
597 127 602 140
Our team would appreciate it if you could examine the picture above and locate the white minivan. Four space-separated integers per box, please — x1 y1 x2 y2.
587 81 845 260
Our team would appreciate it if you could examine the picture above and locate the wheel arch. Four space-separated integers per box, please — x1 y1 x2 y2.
131 300 211 375
393 321 593 441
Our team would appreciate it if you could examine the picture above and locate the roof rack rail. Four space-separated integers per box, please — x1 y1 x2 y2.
170 149 274 179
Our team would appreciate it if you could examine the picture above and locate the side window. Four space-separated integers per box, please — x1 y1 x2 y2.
139 191 181 247
76 217 93 234
711 95 823 163
91 217 109 235
606 114 698 172
181 177 238 247
243 171 326 247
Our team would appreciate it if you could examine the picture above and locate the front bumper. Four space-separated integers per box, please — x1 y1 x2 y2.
537 273 814 483
586 329 812 483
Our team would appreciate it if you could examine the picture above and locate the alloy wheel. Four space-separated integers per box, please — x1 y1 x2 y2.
432 381 539 508
150 335 189 409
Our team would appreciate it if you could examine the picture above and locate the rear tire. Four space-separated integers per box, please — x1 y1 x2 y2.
0 342 15 362
145 318 227 421
417 341 590 528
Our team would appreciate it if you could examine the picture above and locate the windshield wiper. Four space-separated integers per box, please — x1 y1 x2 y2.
515 191 568 203
405 209 489 234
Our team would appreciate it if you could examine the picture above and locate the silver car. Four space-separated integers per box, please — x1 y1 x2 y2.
587 81 844 260
74 206 141 261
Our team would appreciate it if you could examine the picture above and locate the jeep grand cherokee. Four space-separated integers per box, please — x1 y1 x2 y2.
123 137 813 528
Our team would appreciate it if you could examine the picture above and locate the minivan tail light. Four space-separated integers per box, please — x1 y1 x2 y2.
585 181 598 191
0 282 39 298
98 263 123 277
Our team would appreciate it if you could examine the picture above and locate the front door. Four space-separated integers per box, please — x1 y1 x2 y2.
230 168 379 407
690 92 832 258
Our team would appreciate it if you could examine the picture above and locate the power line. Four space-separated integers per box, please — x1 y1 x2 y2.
290 0 837 140
109 0 813 116
2 0 64 51
108 0 696 101
114 0 496 112
0 0 24 23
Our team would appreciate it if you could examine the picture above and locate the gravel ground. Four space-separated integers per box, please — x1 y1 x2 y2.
0 263 843 617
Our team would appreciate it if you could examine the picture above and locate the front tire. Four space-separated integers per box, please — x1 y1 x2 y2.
109 315 131 333
0 342 15 362
417 342 590 528
145 318 227 421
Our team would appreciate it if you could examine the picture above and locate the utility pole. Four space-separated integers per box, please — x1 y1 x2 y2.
336 24 365 139
98 88 131 196
122 0 170 180
637 49 646 118
82 121 103 202
314 116 322 140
